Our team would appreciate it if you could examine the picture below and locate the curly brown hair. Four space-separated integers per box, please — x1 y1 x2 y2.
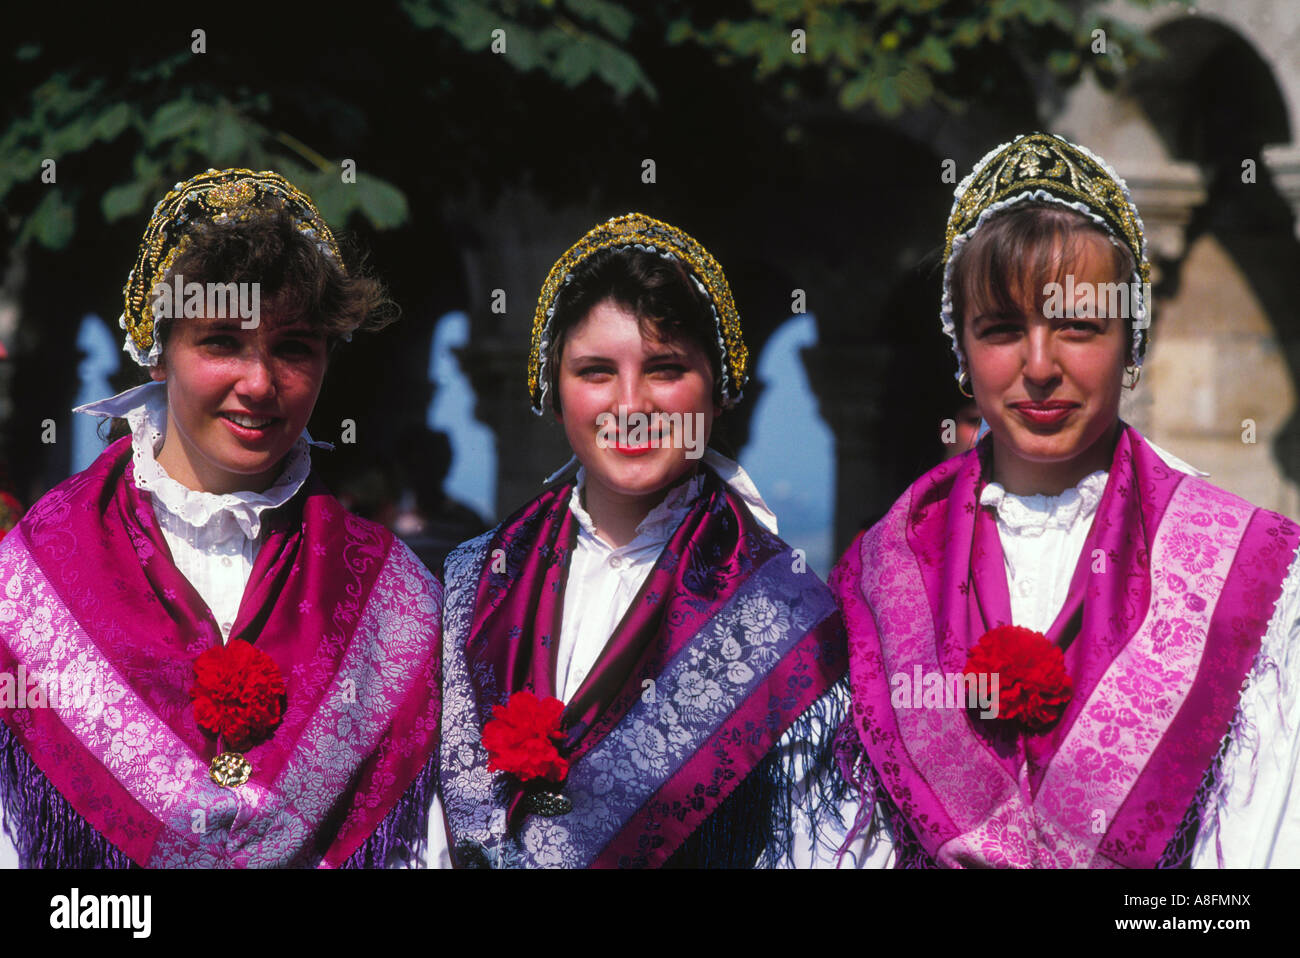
103 206 396 444
154 205 397 355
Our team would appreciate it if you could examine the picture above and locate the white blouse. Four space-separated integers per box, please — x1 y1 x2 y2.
425 451 878 868
556 452 778 701
91 381 315 640
0 382 321 868
980 470 1109 633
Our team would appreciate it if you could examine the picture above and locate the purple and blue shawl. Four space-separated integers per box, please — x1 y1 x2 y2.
439 467 848 868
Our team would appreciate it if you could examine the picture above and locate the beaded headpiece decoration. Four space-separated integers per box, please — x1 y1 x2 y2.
529 212 748 414
941 132 1151 385
119 168 342 367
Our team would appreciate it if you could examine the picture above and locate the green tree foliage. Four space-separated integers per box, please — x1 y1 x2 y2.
669 0 1167 115
1 42 413 254
1 0 1165 255
402 0 655 98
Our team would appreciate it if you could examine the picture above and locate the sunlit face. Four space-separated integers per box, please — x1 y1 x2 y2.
556 300 719 517
960 231 1128 494
149 310 328 495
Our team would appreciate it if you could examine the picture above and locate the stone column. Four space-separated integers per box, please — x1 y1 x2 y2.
1118 164 1206 434
450 190 605 519
803 342 895 558
1264 145 1300 241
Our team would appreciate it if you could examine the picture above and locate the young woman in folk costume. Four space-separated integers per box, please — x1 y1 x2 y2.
0 169 442 868
832 133 1300 867
434 214 858 868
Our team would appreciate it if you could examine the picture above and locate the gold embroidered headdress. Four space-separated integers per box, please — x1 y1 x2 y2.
941 133 1151 384
120 168 341 367
529 212 748 414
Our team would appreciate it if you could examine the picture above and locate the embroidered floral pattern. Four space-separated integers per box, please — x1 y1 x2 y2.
1031 485 1251 863
845 455 1260 868
1 533 440 867
439 533 832 868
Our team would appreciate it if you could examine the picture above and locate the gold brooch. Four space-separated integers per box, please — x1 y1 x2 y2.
209 751 253 788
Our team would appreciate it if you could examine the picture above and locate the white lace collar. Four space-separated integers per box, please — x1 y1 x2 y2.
980 470 1108 537
73 381 326 539
566 449 779 547
977 430 1208 537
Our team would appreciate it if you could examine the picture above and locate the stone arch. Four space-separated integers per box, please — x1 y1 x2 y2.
1123 10 1300 516
1133 14 1290 163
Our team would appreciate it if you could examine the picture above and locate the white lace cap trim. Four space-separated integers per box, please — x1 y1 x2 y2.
119 311 163 368
72 380 318 540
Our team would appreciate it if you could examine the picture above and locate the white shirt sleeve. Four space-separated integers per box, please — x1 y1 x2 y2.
423 793 453 869
0 796 18 868
765 681 896 869
1192 545 1300 868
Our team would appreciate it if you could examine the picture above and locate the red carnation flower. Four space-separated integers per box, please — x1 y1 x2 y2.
482 690 569 783
190 639 286 751
963 625 1073 732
